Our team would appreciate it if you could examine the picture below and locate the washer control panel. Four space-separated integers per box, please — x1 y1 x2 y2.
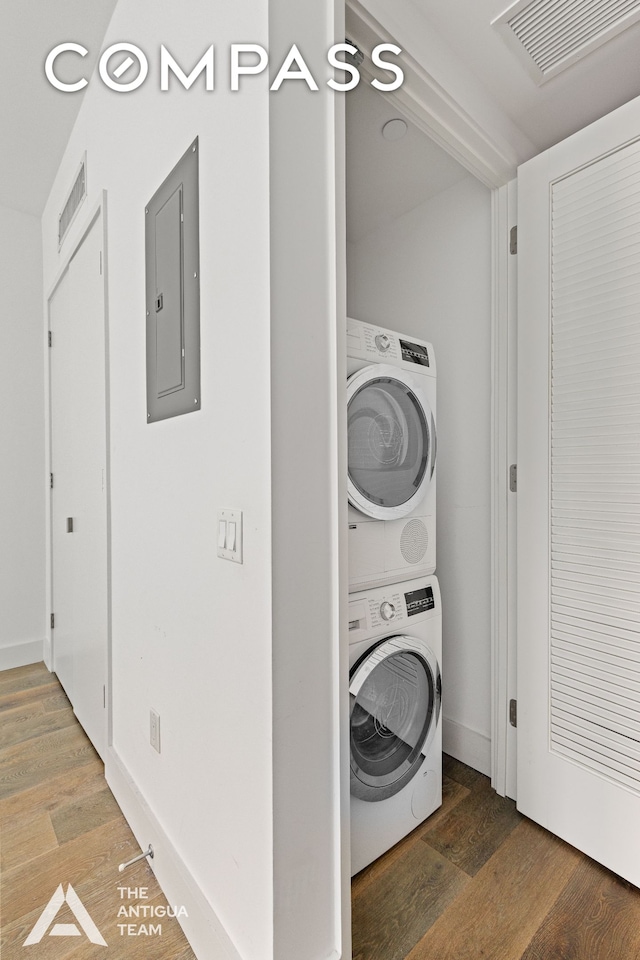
405 584 435 617
369 592 403 629
348 577 439 644
379 601 396 621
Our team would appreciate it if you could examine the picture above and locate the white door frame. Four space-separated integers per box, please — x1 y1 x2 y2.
491 179 519 799
346 0 519 796
44 192 112 747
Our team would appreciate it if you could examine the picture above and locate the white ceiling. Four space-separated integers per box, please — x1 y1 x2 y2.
348 0 640 242
408 0 640 152
4 0 640 221
0 0 118 217
346 82 470 242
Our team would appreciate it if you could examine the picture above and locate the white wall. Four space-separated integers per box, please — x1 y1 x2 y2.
268 2 347 958
42 4 272 958
41 2 345 959
0 204 45 669
347 175 493 774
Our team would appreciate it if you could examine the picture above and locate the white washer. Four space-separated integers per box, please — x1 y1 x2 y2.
348 575 442 875
347 317 437 592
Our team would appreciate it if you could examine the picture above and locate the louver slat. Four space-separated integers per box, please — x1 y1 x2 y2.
554 708 640 764
550 137 640 793
551 684 638 736
553 633 640 668
552 150 640 203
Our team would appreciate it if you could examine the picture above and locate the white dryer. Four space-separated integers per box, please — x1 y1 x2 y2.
347 317 437 592
348 575 442 875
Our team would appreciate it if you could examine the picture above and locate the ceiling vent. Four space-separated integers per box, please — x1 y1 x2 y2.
58 155 87 248
492 0 640 84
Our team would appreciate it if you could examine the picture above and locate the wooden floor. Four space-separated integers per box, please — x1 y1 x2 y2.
0 662 196 960
352 754 640 960
4 663 640 960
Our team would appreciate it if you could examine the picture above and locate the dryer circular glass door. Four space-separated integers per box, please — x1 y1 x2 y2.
347 364 435 520
349 636 441 802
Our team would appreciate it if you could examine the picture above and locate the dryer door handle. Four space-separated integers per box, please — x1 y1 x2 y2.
430 412 437 479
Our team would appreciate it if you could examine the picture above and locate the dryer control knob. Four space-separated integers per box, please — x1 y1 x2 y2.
375 334 391 352
380 601 396 621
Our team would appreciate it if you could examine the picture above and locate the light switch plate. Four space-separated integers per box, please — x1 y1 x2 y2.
150 709 161 753
217 509 243 563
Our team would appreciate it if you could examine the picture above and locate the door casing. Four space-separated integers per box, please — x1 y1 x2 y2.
345 0 518 797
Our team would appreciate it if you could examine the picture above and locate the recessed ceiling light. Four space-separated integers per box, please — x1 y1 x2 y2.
382 118 408 141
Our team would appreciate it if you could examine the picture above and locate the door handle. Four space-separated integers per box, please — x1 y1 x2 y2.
430 413 437 479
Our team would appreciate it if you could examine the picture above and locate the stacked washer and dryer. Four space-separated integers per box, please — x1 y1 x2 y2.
346 317 442 875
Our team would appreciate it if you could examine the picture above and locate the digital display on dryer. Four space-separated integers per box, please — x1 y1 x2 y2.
405 586 435 616
400 340 430 366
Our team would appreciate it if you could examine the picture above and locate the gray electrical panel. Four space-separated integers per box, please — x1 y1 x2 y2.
146 138 200 422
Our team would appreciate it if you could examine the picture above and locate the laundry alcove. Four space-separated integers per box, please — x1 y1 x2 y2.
345 75 494 786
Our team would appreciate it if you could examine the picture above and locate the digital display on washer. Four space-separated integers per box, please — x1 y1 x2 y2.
404 586 435 616
400 339 430 367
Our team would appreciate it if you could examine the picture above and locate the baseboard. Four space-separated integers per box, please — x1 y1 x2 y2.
0 638 44 672
442 716 491 777
105 749 242 960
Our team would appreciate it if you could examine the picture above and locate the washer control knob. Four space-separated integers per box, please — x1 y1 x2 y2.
380 601 396 621
375 334 391 352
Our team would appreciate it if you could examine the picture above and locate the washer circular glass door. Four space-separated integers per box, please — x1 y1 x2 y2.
350 636 441 802
347 364 435 520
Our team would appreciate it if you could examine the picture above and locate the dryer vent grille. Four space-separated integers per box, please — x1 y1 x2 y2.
58 156 87 248
400 519 428 564
492 0 640 84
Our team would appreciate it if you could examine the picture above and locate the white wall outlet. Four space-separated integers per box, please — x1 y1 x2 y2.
217 508 243 563
150 709 161 753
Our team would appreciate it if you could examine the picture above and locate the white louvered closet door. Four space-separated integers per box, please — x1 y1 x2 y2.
518 95 640 885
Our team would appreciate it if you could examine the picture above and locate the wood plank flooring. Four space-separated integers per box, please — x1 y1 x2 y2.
4 663 640 960
352 755 640 960
0 663 196 960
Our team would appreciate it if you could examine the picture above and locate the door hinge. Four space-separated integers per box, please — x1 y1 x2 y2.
50 613 55 629
48 330 52 347
50 473 54 489
509 464 517 492
509 699 517 727
103 685 106 708
510 225 517 255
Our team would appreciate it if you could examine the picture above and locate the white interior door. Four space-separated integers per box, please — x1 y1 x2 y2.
50 210 108 760
517 96 640 885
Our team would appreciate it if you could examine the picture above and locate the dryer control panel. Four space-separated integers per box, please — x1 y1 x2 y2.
348 575 440 644
347 317 436 377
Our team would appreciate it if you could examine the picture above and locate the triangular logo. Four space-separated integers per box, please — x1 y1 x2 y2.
24 884 107 946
